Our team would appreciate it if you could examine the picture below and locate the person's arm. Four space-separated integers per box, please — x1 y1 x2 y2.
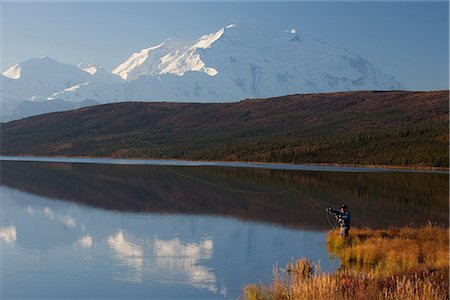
326 207 342 216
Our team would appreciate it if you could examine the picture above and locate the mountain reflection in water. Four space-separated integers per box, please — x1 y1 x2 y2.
1 160 448 299
106 230 217 291
1 160 448 229
1 187 325 299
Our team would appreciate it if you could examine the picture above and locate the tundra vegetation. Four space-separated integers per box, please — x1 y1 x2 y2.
1 91 448 168
244 225 449 300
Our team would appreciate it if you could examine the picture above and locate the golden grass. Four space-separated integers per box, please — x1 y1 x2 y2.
243 225 449 300
327 224 449 273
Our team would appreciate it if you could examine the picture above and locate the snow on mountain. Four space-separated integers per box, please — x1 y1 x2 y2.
46 72 246 104
1 24 404 121
4 99 99 122
57 24 403 103
77 63 123 84
1 57 122 119
2 57 91 100
111 23 403 96
3 64 22 79
78 64 98 75
195 24 403 97
1 57 89 119
1 57 120 104
112 38 190 80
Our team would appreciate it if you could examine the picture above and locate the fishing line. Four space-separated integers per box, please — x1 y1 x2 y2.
120 137 336 229
326 211 337 230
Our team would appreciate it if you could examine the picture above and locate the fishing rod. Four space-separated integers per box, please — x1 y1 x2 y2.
120 137 337 229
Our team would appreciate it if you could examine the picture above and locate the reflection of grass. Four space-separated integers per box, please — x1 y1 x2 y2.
244 225 449 300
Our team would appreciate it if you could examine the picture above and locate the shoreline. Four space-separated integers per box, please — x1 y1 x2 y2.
244 225 449 300
1 154 448 173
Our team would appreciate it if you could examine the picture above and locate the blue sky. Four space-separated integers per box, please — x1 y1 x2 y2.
1 1 448 90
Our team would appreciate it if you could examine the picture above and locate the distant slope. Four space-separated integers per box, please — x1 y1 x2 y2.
1 90 448 167
4 99 99 121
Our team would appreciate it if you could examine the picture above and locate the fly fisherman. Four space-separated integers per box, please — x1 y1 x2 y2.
326 204 351 237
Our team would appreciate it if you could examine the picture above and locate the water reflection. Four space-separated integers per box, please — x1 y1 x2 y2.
106 228 220 292
2 186 329 299
151 237 217 293
43 206 78 229
0 225 16 244
0 160 448 299
0 160 448 228
77 234 93 248
107 230 145 283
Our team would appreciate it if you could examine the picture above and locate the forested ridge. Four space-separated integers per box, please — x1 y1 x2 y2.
1 90 448 167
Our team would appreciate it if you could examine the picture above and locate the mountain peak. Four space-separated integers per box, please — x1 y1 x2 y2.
2 56 59 79
107 23 403 99
112 37 190 80
2 57 83 84
190 27 225 50
2 24 404 122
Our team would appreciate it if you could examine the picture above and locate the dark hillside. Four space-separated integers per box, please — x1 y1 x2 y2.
1 90 448 167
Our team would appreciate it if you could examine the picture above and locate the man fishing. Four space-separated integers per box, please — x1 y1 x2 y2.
326 204 351 237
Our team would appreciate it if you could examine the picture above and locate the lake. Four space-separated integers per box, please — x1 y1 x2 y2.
0 158 448 299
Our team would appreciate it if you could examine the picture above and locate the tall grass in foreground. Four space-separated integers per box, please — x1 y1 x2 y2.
244 225 449 300
327 225 449 273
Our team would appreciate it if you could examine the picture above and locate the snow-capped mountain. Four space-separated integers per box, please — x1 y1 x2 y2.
110 24 403 93
77 63 123 84
1 57 122 119
2 57 91 108
2 57 115 101
1 58 120 101
112 37 192 80
1 57 86 118
1 24 404 121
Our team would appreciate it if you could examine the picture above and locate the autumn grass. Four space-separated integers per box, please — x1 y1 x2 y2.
243 225 449 300
327 224 449 274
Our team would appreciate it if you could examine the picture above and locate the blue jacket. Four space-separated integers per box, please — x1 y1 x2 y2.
328 208 351 228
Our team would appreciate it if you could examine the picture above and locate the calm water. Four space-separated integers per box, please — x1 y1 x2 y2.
0 158 448 299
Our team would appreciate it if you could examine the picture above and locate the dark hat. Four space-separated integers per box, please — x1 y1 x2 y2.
341 204 348 209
